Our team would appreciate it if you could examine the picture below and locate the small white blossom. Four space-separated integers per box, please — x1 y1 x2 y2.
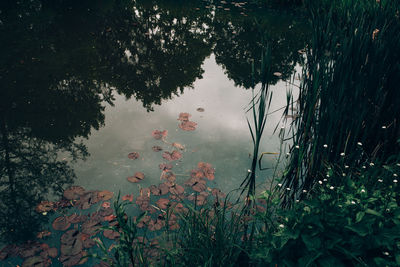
345 165 349 169
329 186 334 190
383 251 389 256
323 178 327 182
286 187 291 191
318 180 323 184
326 174 330 178
378 179 383 182
296 200 300 203
362 165 366 169
342 173 346 177
247 169 252 173
278 183 282 187
351 200 356 204
369 162 375 166
394 179 398 183
357 142 362 146
340 152 345 156
394 173 398 177
361 189 366 193
279 224 285 228
396 163 400 167
302 189 307 193
295 145 300 149
338 204 343 208
323 144 328 148
382 126 387 129
286 152 290 156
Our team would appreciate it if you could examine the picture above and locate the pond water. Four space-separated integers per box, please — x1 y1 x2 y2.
0 0 308 265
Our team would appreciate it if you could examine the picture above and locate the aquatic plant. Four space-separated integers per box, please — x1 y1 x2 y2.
281 0 400 205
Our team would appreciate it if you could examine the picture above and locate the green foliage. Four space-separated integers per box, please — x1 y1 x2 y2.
282 0 400 204
253 161 400 266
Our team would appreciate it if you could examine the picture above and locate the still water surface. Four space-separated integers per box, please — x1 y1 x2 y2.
0 0 308 265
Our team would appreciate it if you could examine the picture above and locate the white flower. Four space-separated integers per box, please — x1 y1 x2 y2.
383 251 389 256
357 142 362 146
362 165 366 169
340 152 345 156
369 162 375 166
361 189 366 193
394 179 398 183
345 165 349 169
302 189 307 193
323 144 328 148
295 145 300 149
278 183 282 187
326 174 330 178
318 180 323 184
279 224 285 228
329 186 334 190
396 163 400 167
247 169 252 173
286 152 290 156
323 178 327 182
378 179 383 182
394 173 398 177
286 188 291 191
296 200 300 203
382 126 387 129
351 200 356 204
342 173 346 176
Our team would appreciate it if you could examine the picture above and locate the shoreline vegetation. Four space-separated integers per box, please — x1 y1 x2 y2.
91 1 399 266
1 0 399 266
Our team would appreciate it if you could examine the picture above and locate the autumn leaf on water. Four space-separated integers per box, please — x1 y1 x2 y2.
179 121 197 131
127 172 145 183
152 130 168 140
162 150 182 161
128 152 139 160
196 108 205 112
122 194 134 202
172 142 185 150
177 112 191 122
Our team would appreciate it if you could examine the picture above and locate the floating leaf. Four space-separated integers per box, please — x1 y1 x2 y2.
179 121 197 131
127 172 145 183
177 112 191 122
63 186 85 200
161 172 176 183
35 201 55 213
192 182 207 192
172 142 185 150
103 229 120 240
22 256 47 267
198 162 215 180
169 184 184 195
162 150 182 161
104 215 116 222
211 188 226 199
52 216 71 231
36 230 51 239
128 152 140 160
159 163 173 171
81 220 102 235
98 190 114 201
158 183 169 195
156 198 170 210
152 130 168 140
76 191 100 210
196 108 205 112
101 202 111 209
152 146 163 152
122 194 134 202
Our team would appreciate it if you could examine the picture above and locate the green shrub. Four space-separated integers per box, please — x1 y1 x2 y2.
253 160 400 266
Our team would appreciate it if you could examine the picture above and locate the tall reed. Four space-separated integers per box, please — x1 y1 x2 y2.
282 0 400 205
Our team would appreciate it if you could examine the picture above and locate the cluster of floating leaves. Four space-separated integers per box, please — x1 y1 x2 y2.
0 112 255 266
178 112 197 131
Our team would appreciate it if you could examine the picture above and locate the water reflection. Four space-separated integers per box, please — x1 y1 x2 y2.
0 0 308 244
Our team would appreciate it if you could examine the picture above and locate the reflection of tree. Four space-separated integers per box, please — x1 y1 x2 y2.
0 121 84 243
212 9 309 88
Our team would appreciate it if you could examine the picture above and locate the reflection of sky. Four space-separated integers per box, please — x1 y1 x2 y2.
73 54 295 196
